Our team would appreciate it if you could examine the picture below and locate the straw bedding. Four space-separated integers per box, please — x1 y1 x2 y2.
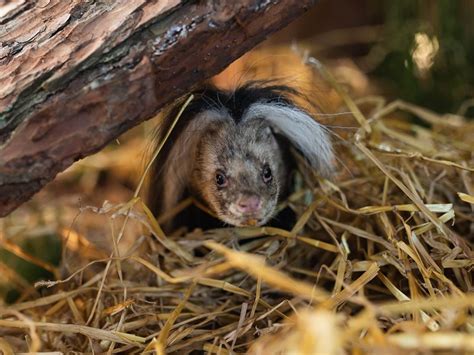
0 58 473 354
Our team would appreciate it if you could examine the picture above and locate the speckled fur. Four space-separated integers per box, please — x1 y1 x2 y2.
191 115 287 226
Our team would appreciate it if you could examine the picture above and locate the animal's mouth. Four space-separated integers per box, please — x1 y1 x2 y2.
241 218 259 227
219 211 266 227
231 213 270 227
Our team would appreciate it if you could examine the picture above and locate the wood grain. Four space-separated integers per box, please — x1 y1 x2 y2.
0 0 317 216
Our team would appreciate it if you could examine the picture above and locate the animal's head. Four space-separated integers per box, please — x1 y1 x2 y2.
193 117 287 226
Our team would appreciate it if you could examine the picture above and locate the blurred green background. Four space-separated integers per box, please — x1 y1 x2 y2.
273 0 474 116
375 1 473 115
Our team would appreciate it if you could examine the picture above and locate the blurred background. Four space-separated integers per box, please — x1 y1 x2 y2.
1 0 473 302
273 0 474 115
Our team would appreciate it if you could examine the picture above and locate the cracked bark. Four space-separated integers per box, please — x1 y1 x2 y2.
0 0 317 216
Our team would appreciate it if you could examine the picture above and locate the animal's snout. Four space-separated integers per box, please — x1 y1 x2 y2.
236 195 261 214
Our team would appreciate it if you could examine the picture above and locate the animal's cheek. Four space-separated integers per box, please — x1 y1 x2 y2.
211 189 229 212
200 183 220 211
265 181 279 196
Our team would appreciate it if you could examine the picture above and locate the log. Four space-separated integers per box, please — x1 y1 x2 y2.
0 0 317 216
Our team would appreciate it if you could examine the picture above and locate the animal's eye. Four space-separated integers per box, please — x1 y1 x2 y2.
215 171 227 187
262 165 272 183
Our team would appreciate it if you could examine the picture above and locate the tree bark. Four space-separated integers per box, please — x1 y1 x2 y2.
0 0 317 216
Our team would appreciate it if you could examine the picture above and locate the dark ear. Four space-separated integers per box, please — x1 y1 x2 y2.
244 102 334 177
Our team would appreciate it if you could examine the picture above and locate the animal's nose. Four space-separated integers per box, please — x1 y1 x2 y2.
236 195 261 214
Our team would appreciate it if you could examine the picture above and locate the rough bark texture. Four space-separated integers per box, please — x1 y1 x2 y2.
0 0 317 216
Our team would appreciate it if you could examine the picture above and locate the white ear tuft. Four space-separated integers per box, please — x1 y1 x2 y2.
244 103 334 177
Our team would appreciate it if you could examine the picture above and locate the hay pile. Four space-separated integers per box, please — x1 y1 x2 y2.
0 58 473 354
